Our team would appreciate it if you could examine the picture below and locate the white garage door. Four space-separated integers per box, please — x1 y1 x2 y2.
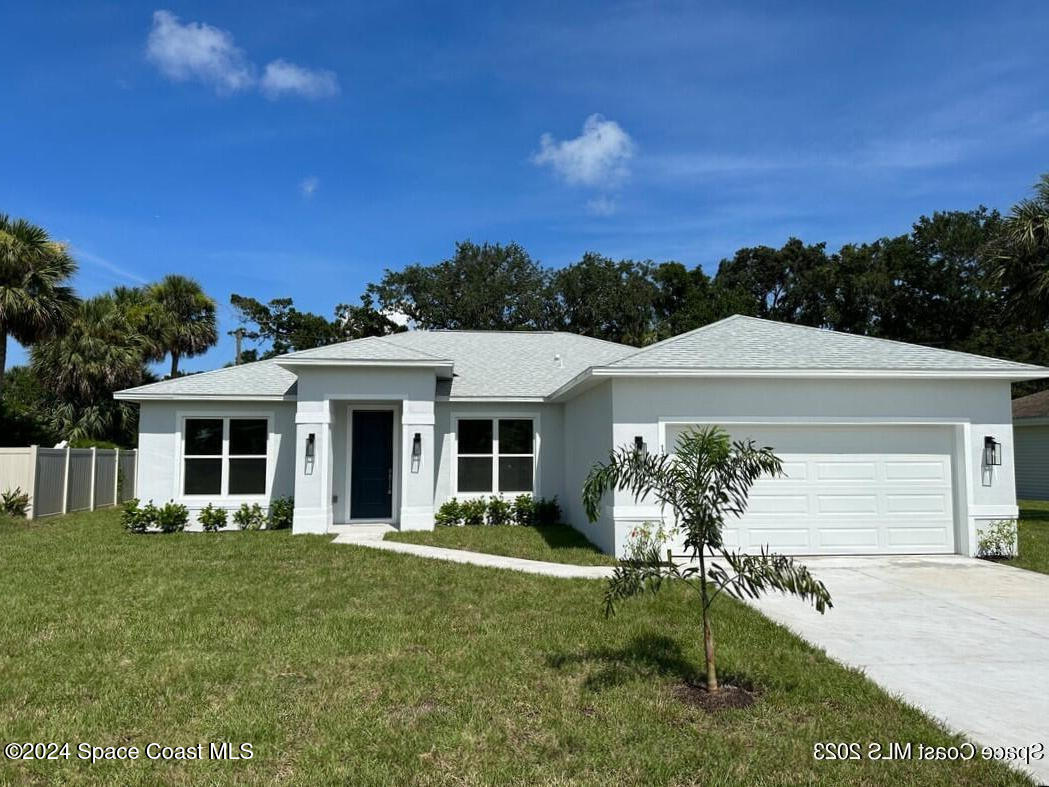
664 424 957 555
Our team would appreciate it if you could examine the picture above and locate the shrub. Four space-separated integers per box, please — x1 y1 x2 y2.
534 496 562 525
268 496 294 530
233 502 266 531
512 495 535 526
977 519 1017 559
435 498 463 527
460 498 487 526
69 438 120 449
155 501 189 533
486 495 512 526
121 499 156 534
1 487 30 518
198 503 228 532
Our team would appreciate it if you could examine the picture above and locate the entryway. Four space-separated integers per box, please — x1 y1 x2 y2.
348 408 396 521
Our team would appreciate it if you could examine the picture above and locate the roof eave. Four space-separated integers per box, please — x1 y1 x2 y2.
591 367 1049 380
113 392 296 402
273 358 453 371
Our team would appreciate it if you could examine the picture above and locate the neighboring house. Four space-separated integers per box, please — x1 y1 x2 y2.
115 315 1049 558
1011 389 1049 500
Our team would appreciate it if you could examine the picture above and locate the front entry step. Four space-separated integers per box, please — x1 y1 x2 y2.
329 524 396 542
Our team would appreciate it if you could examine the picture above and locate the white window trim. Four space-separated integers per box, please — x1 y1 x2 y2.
175 411 275 503
451 413 540 497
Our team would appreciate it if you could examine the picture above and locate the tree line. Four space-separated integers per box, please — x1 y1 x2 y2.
3 173 1047 446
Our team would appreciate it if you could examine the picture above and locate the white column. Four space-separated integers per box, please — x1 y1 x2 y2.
399 399 435 531
293 400 334 534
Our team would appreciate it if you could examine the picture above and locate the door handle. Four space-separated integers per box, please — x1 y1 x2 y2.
387 468 392 495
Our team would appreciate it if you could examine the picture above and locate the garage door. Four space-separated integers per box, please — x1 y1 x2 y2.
664 424 957 555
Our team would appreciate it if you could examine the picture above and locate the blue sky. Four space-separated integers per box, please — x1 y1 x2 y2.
3 1 1047 372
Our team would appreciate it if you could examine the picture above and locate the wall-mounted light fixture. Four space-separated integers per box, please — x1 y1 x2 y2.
412 432 422 460
634 435 647 455
983 436 1002 467
305 433 316 460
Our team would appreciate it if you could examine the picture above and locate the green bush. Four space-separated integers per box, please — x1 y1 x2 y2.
121 499 156 534
534 496 561 525
1 487 30 518
977 519 1017 559
233 503 266 531
460 498 487 526
435 498 463 527
198 503 228 532
512 495 535 526
486 495 512 526
69 438 120 449
155 501 189 533
268 496 294 530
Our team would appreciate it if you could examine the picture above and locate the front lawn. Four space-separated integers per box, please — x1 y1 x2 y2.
384 524 616 566
0 510 1027 785
1008 500 1049 575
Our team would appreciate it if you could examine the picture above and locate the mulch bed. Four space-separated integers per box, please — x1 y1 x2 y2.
673 681 758 712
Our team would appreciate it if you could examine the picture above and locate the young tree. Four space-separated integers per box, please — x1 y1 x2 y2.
146 275 218 377
0 215 79 390
583 426 832 693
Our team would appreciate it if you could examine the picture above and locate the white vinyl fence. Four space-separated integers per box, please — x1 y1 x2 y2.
0 446 137 519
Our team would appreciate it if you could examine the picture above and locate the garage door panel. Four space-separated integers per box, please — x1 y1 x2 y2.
666 424 956 555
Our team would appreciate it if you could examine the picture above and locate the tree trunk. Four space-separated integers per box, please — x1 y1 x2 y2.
0 327 7 393
170 350 179 379
698 547 719 692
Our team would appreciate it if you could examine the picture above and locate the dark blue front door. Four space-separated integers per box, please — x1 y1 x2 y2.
350 410 394 519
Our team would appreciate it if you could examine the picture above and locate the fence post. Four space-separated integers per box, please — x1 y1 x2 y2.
27 445 39 521
88 447 97 511
113 448 120 506
62 446 71 515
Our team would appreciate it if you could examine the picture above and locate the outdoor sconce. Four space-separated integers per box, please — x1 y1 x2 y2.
412 432 422 460
634 435 647 455
984 436 1002 467
305 433 315 460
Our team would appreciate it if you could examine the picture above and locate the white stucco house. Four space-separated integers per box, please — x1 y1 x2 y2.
1012 389 1049 500
114 315 1048 557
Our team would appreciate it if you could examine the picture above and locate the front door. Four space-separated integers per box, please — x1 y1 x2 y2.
350 410 394 520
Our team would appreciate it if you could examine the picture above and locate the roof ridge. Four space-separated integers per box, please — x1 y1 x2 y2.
733 315 1045 368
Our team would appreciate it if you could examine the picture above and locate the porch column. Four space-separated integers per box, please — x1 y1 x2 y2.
399 399 435 531
293 400 335 534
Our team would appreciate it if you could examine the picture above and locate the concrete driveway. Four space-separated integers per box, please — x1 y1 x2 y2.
749 555 1049 783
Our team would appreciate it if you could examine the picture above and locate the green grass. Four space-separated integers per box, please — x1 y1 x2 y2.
384 524 616 566
1007 500 1049 575
0 510 1028 785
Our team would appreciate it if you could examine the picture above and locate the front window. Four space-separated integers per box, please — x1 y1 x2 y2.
183 417 268 496
456 418 534 494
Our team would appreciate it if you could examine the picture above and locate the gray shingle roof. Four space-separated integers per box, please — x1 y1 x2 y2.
279 335 450 363
115 358 297 399
1013 390 1049 419
379 331 634 397
604 315 1047 373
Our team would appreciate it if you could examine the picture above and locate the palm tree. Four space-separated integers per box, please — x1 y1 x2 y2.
991 173 1049 322
583 426 832 693
31 294 148 442
145 274 218 377
0 215 79 390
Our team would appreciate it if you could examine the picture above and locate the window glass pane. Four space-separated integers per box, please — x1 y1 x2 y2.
499 419 533 454
184 458 221 494
457 457 493 492
230 419 267 455
185 419 222 455
458 419 493 454
229 458 266 494
498 457 533 493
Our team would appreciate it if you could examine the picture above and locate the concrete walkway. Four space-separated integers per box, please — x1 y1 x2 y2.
749 555 1049 784
330 528 614 579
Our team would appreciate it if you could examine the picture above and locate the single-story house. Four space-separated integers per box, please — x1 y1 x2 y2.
115 315 1049 557
1011 389 1049 500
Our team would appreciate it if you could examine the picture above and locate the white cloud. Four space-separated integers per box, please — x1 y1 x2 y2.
533 114 636 187
261 60 339 99
585 196 618 216
145 10 339 100
146 10 254 94
299 176 319 197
